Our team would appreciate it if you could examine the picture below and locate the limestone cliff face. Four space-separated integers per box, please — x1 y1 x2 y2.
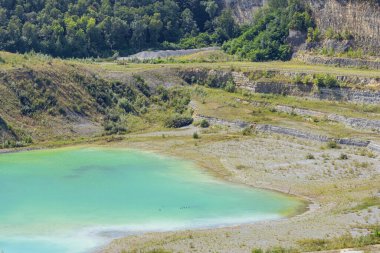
217 0 265 23
309 0 380 53
220 0 380 53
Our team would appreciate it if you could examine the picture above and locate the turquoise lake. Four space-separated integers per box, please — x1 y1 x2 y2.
0 147 303 253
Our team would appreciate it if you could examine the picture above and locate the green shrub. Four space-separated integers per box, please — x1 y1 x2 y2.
306 27 321 42
306 153 315 159
346 48 363 58
327 141 340 149
133 75 151 97
323 75 339 88
193 132 200 139
224 80 236 92
58 107 67 116
205 74 222 88
119 99 135 114
242 127 253 136
104 122 127 135
292 74 303 84
313 74 339 88
200 119 210 128
23 136 33 144
164 114 193 128
325 27 335 39
339 153 348 160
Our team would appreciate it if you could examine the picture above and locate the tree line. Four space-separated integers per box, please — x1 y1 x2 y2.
0 0 237 57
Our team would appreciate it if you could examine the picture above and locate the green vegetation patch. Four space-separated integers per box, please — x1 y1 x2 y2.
223 0 314 61
164 114 193 128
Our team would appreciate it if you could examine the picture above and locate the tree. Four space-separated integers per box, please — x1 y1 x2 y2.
109 17 129 50
201 0 218 19
148 13 163 45
6 16 22 51
100 0 112 17
0 8 7 26
214 9 238 42
181 8 198 37
22 22 38 50
130 15 148 49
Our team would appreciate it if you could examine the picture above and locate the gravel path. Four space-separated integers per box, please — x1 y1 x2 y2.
118 47 220 60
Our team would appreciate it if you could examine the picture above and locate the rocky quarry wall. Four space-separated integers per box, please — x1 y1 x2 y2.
194 114 373 149
308 0 380 53
218 0 380 54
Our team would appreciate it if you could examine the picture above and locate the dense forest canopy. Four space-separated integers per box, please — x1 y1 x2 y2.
0 0 237 57
0 0 315 61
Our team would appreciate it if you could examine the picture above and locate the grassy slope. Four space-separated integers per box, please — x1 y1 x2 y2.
1 50 380 145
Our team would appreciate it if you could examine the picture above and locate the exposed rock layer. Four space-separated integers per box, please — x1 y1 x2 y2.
275 105 380 132
181 68 380 104
296 54 380 70
194 114 374 149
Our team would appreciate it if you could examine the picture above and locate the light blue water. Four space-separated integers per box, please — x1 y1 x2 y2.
0 147 303 253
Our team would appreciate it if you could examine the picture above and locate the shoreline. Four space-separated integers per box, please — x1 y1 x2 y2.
99 132 380 252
